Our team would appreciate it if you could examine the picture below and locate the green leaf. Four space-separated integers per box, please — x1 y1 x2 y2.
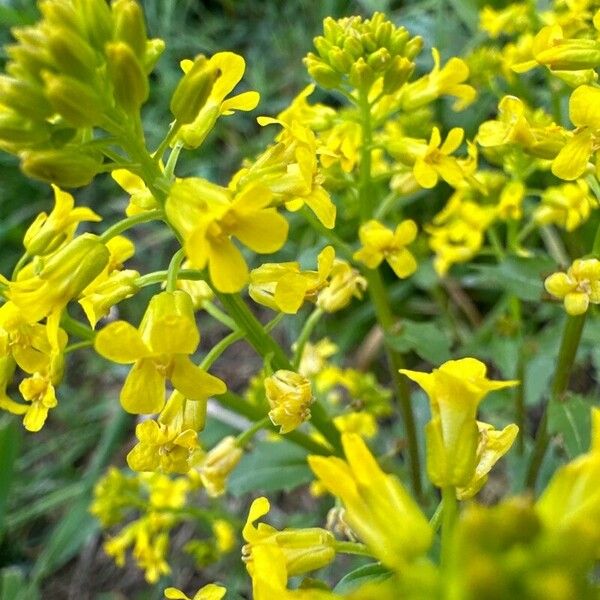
386 320 451 364
548 395 592 458
334 563 392 594
469 255 554 302
228 440 312 496
0 419 21 539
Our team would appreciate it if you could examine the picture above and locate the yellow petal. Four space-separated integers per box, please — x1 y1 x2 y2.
121 358 165 414
94 321 150 363
387 249 417 278
233 209 289 254
552 131 592 181
208 237 249 293
413 159 438 189
303 187 337 229
170 355 226 400
564 291 589 315
441 128 464 155
221 91 260 114
569 85 600 129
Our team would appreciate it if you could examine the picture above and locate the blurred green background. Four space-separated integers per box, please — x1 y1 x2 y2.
0 0 489 598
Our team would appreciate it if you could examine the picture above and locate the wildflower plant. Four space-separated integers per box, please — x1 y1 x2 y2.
2 1 600 598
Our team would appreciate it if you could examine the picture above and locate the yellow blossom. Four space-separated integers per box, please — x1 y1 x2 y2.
166 178 288 293
535 179 597 231
333 412 378 438
479 4 531 39
353 219 417 278
297 338 337 378
242 496 336 577
193 436 243 497
164 584 227 600
308 433 432 569
23 184 101 256
544 258 600 315
176 51 260 149
249 246 335 314
400 358 518 490
399 48 476 111
552 85 600 180
497 180 525 221
316 258 367 312
265 370 314 433
94 290 226 414
112 169 158 217
213 519 236 554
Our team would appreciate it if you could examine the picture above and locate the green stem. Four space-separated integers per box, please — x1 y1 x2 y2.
429 501 443 533
236 416 271 447
98 209 164 243
11 252 30 279
358 88 374 222
301 208 354 261
440 487 457 570
525 313 587 489
200 330 244 370
592 219 600 258
333 541 374 558
365 267 422 499
60 313 95 341
292 307 324 370
64 340 94 355
166 248 185 293
204 301 238 331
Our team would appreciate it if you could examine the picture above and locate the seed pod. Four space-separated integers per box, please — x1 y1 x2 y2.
21 149 101 187
44 73 104 127
112 0 147 58
105 41 149 113
170 55 219 124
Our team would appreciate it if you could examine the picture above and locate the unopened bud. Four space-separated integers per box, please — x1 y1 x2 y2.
0 110 48 146
313 36 333 59
142 38 166 74
47 29 99 81
360 32 377 53
329 47 353 73
106 42 149 113
0 75 51 121
170 55 219 124
536 41 600 70
305 58 342 89
383 56 414 93
195 436 243 497
390 28 411 55
405 36 424 60
21 149 101 188
112 0 147 58
367 47 391 72
44 74 104 127
349 57 375 89
343 36 364 59
76 0 113 52
374 21 393 47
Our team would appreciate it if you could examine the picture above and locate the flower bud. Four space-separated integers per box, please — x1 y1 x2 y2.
44 73 104 127
265 370 313 433
112 0 147 58
349 57 375 90
21 149 102 188
142 38 166 73
317 261 367 313
79 269 140 327
389 28 411 55
0 75 51 121
313 36 333 59
76 0 113 52
0 110 48 146
343 36 364 59
383 55 414 93
367 47 391 71
46 28 99 81
105 42 149 113
195 436 243 497
536 40 600 70
360 32 377 53
404 36 424 60
305 57 342 89
328 47 353 73
170 55 219 124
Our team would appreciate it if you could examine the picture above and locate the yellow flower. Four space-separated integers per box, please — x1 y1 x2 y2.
400 358 518 489
545 258 600 315
456 421 519 499
401 48 476 111
497 180 525 221
479 4 531 39
213 519 236 554
19 370 59 432
242 496 335 577
176 52 260 149
164 584 226 600
94 290 226 414
536 407 600 531
112 169 158 217
193 436 243 497
127 419 199 474
552 85 600 180
7 233 109 324
265 370 314 433
308 433 432 569
23 184 101 256
166 178 288 293
249 246 335 314
234 118 336 228
297 338 337 378
353 219 417 278
412 127 469 189
333 412 378 438
316 258 367 312
535 179 597 231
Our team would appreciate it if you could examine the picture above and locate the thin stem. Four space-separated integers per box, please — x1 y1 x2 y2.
592 219 600 258
11 252 30 279
366 267 422 499
153 120 182 161
200 330 244 370
135 268 207 288
487 226 505 261
166 248 186 293
60 313 95 341
164 143 183 180
292 307 324 370
64 340 93 355
525 313 587 489
301 208 354 261
98 209 164 243
333 541 374 558
236 416 271 447
358 87 374 222
441 487 457 570
429 501 443 533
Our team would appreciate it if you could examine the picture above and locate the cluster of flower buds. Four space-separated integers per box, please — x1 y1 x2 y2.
304 12 422 93
0 0 164 186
